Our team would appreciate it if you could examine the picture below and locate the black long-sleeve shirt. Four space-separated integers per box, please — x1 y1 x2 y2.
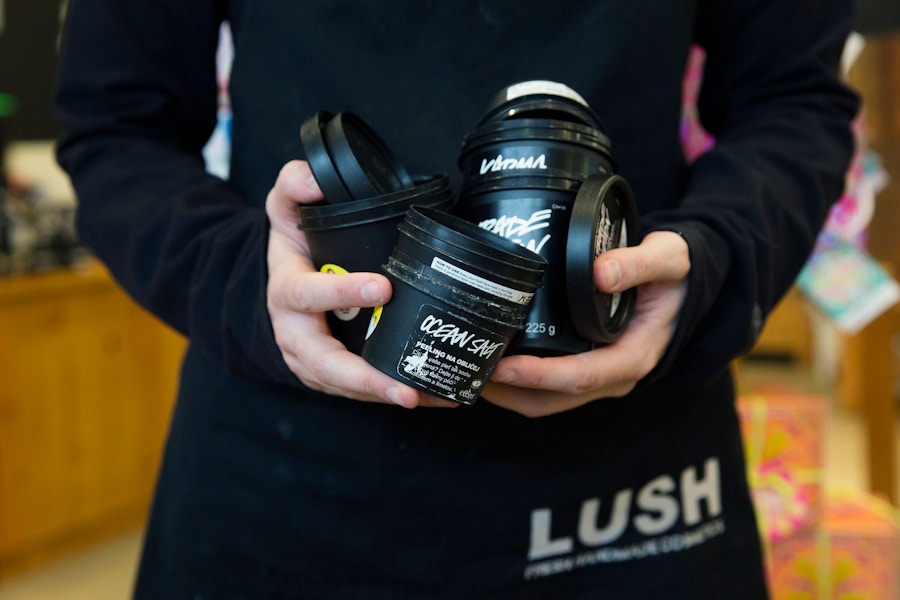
55 1 857 597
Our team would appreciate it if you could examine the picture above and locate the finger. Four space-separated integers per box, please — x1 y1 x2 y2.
488 287 680 396
419 395 463 409
273 268 393 314
595 230 689 292
268 226 314 266
489 346 644 397
481 382 601 418
266 160 325 228
283 329 458 409
277 160 325 205
289 343 421 407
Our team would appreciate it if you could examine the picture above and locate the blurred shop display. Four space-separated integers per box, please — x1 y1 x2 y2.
202 22 233 179
682 40 900 337
1 139 85 276
1 0 85 276
796 109 899 335
0 170 85 275
736 389 900 599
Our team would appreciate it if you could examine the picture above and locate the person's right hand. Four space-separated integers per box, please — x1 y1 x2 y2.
265 160 456 409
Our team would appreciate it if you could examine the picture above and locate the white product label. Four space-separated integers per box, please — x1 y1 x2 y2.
506 80 588 107
431 257 534 305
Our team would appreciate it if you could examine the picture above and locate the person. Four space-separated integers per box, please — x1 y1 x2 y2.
54 1 858 597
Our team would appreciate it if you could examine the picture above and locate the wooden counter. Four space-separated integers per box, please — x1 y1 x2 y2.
0 261 185 577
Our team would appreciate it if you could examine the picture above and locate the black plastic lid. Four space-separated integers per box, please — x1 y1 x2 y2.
565 174 638 344
325 111 414 198
299 110 414 203
459 174 585 197
300 111 353 204
405 206 548 276
460 118 614 162
297 174 452 231
396 220 545 291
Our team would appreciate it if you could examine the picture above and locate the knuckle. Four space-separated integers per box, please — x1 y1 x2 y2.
570 369 598 396
569 355 598 395
633 343 661 380
267 265 301 307
289 277 317 312
305 351 332 381
283 352 326 393
632 252 651 283
360 375 385 401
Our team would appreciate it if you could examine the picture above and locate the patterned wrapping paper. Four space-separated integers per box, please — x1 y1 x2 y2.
797 233 900 335
736 394 829 543
766 490 900 600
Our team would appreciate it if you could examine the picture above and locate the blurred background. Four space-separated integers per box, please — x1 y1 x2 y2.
0 1 899 598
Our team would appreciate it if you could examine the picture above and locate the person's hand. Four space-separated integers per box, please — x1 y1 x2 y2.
482 231 689 417
266 160 456 409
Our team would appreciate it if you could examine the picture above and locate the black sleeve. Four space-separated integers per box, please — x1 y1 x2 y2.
54 0 298 387
642 0 859 385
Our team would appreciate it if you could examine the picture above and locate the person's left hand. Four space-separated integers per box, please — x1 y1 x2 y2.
481 230 690 417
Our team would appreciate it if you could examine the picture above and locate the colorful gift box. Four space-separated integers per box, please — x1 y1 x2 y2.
737 394 829 543
767 490 900 600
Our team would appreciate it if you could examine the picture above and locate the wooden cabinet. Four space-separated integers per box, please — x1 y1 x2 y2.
749 287 813 365
848 32 900 272
0 261 185 576
845 32 900 505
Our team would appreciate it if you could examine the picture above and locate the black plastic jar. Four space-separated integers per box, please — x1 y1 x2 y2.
297 111 452 354
455 81 638 356
362 206 547 404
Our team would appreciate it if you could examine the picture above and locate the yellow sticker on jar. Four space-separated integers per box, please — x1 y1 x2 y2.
320 263 360 321
320 263 349 275
366 305 383 339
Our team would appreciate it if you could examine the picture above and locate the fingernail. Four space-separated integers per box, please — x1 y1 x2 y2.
386 385 412 408
361 281 385 304
306 175 320 191
491 367 517 385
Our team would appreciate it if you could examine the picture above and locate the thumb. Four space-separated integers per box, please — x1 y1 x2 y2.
594 230 690 293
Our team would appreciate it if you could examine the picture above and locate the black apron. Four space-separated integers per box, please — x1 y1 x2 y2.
134 348 767 598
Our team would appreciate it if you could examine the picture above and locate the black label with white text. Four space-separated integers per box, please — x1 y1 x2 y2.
395 304 507 404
